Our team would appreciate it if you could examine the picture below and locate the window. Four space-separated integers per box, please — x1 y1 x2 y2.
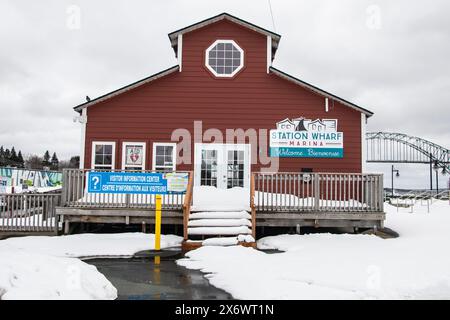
201 149 218 187
205 40 244 77
91 141 115 170
122 142 146 171
152 143 176 172
227 150 244 188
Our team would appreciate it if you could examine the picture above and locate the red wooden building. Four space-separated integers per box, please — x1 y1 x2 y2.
62 13 384 243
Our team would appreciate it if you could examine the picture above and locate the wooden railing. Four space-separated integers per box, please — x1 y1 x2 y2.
61 169 188 210
0 193 61 233
183 172 194 240
254 172 384 213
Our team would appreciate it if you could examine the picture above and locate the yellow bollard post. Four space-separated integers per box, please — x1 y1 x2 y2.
155 194 162 251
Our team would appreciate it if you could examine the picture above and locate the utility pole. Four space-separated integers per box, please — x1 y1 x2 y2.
391 165 399 197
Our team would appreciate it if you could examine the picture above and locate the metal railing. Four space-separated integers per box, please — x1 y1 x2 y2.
393 189 450 213
254 172 384 213
0 193 61 233
61 169 188 210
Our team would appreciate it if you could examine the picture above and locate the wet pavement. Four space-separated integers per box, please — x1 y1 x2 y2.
86 249 233 300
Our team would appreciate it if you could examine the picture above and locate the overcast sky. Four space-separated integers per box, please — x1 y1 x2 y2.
1 0 449 189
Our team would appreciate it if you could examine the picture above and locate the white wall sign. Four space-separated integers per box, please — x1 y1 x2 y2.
270 117 344 158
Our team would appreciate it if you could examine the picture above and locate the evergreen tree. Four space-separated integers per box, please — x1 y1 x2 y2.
51 152 59 170
10 147 18 165
17 151 25 168
69 156 80 168
42 150 51 167
4 149 11 166
0 146 4 166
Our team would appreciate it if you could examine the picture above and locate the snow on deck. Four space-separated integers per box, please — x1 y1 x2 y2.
0 214 58 228
178 200 450 299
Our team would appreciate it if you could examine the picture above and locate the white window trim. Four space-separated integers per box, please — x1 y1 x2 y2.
91 141 116 170
121 142 146 170
152 142 177 171
205 39 244 78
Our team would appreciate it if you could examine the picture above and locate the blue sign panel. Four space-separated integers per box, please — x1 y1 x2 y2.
87 172 168 194
270 147 344 158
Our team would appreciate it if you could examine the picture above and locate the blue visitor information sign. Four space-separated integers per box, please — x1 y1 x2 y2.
88 172 168 194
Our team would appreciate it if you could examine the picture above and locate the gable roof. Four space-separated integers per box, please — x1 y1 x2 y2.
269 67 373 117
168 12 281 60
73 66 179 112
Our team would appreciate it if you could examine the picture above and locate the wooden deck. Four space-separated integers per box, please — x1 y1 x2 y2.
0 193 61 235
53 169 385 236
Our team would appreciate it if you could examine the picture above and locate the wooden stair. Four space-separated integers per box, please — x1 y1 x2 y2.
182 174 257 251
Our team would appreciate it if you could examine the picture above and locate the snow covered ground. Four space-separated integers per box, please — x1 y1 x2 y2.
178 200 450 299
0 233 183 300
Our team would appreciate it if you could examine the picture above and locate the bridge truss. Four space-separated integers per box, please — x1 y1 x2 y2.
366 132 450 191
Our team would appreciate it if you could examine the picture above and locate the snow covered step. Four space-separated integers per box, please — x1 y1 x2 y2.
237 234 255 243
187 226 252 236
188 218 251 227
201 235 256 246
189 211 251 220
202 237 239 246
191 206 251 212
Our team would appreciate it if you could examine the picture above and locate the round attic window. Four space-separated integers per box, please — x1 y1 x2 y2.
205 40 244 77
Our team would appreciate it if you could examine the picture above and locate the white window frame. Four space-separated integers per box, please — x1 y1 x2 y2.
205 39 244 78
152 142 177 171
121 142 146 171
91 141 116 170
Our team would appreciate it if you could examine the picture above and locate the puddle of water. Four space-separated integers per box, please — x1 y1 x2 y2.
87 250 233 300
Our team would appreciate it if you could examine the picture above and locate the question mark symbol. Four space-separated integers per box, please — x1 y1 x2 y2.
92 176 100 189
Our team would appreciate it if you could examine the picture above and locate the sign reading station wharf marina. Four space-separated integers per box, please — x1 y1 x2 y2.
270 117 344 158
87 172 189 194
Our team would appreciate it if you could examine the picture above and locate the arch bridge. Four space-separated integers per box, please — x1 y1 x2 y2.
365 132 450 190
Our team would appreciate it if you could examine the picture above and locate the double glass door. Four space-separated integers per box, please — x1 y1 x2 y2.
194 144 250 189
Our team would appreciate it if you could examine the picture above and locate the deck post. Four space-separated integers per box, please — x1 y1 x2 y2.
182 171 194 241
314 173 320 211
61 169 68 207
64 220 70 235
250 173 256 239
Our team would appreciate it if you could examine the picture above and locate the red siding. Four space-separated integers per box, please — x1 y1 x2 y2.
84 19 362 173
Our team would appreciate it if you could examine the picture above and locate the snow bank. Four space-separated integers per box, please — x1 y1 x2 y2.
0 232 183 299
179 200 450 299
0 233 183 258
0 250 117 300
